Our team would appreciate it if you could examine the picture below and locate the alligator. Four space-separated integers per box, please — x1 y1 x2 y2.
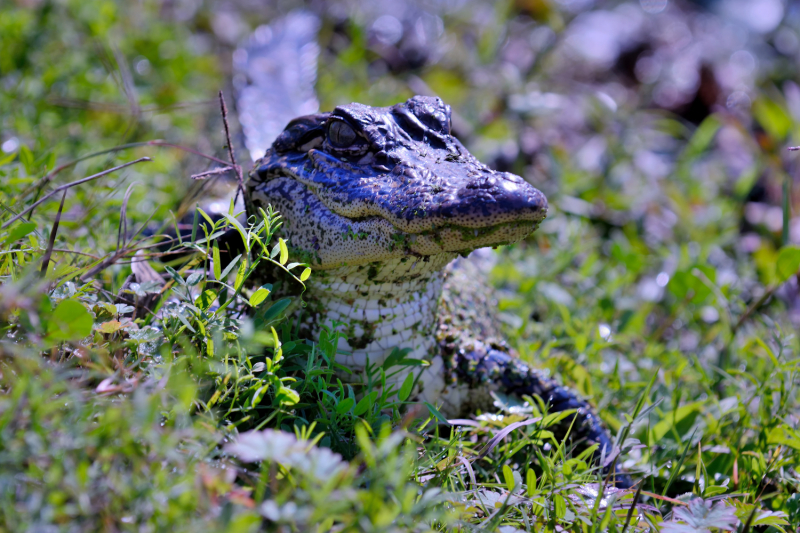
246 95 631 487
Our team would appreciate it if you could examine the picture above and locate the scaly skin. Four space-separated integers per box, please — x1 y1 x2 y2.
247 96 630 487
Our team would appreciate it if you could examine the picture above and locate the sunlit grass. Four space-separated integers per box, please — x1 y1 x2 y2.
1 1 800 531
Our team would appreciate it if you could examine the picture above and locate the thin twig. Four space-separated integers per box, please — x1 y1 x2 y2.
146 140 232 166
620 482 643 533
77 233 185 282
78 248 131 282
3 157 151 229
731 285 778 335
638 491 688 506
126 237 181 251
52 248 101 260
46 96 215 113
18 142 155 201
117 182 139 251
40 190 67 277
126 207 157 250
218 90 246 209
191 166 235 180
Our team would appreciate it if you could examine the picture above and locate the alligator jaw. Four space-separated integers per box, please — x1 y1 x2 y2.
250 174 541 271
258 145 548 235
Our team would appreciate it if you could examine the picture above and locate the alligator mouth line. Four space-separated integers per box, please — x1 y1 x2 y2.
312 188 540 259
267 165 545 240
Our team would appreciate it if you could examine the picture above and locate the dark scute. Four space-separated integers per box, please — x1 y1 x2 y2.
405 95 451 135
391 106 427 141
273 113 330 153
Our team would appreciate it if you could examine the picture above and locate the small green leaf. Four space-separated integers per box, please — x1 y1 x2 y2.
222 213 249 253
43 151 56 172
195 290 217 310
249 287 271 307
175 312 196 333
47 299 93 341
668 266 715 303
191 206 199 243
3 222 36 246
753 97 792 141
751 510 790 528
541 409 578 428
234 258 247 290
354 391 378 416
164 265 185 285
776 245 800 282
423 402 449 425
270 326 282 362
19 145 34 174
503 465 515 491
703 485 729 498
196 207 215 228
0 151 16 167
96 320 124 334
185 272 203 286
261 298 292 323
276 386 299 406
278 237 289 265
683 115 721 159
251 384 269 408
212 240 221 280
219 254 242 281
554 494 566 519
300 267 311 281
496 465 517 492
398 372 414 401
382 347 412 369
336 397 355 414
46 263 81 282
526 468 537 497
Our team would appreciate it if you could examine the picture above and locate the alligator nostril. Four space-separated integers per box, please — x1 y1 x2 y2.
465 177 496 190
452 172 547 219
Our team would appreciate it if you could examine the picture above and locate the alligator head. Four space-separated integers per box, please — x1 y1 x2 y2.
248 96 547 274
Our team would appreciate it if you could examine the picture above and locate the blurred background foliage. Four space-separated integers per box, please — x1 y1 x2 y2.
2 0 800 531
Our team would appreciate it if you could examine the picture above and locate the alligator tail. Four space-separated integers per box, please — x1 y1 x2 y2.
233 11 321 162
451 342 632 488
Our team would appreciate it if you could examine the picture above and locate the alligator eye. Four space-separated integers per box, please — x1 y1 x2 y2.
328 121 357 148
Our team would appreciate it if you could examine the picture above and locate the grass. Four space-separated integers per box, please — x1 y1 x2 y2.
1 0 799 531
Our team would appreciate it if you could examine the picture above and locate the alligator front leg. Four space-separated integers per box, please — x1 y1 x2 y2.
440 339 632 488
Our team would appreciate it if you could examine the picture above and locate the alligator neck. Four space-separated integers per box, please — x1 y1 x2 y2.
303 253 457 373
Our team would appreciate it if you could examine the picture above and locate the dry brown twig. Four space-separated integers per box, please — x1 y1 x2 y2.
39 190 67 277
191 166 236 180
218 90 254 216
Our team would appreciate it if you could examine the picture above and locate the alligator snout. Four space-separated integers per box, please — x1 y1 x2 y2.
453 172 547 226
